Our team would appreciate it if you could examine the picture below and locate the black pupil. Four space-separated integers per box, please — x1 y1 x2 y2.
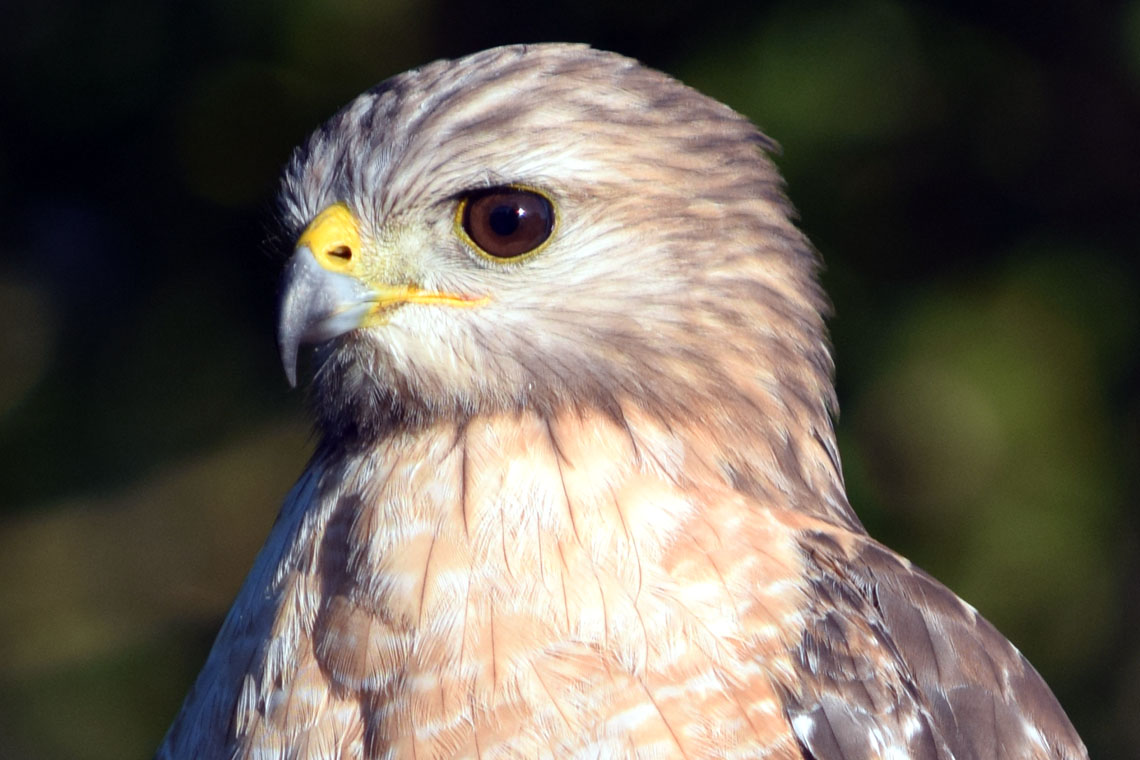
462 188 554 259
488 204 522 237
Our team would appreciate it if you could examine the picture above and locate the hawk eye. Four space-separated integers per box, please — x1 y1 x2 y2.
459 187 554 260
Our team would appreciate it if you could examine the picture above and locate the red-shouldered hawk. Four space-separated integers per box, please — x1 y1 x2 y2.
157 43 1088 759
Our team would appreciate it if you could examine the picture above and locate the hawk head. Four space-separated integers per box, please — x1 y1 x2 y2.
277 43 841 516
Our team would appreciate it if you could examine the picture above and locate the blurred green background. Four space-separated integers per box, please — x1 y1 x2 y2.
1 0 1137 757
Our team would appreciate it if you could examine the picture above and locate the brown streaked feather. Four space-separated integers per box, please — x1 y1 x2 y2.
785 530 1087 760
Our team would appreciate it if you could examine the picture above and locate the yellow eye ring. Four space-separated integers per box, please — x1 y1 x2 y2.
454 184 557 263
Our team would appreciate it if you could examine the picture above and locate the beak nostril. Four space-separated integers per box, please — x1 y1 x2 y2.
327 245 353 261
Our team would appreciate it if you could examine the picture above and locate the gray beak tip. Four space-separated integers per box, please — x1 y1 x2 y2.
283 358 299 389
276 245 374 390
278 329 300 388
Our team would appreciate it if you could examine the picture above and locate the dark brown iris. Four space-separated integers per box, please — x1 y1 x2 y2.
461 188 554 259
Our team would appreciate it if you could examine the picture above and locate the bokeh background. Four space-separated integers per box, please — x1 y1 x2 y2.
2 0 1138 757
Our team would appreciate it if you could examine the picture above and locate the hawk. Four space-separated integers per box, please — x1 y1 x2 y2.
157 44 1088 759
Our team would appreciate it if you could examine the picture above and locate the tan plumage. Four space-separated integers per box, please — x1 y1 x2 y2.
157 44 1087 759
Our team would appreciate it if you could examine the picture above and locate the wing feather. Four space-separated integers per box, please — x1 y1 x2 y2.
781 530 1087 760
156 465 324 759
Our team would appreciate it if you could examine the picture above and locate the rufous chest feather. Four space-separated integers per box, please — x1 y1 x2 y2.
231 409 816 758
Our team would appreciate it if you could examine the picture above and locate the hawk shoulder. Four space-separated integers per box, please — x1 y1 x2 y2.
782 529 1086 760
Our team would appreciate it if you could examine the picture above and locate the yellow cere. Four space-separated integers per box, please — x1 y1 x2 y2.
298 202 491 322
297 203 362 274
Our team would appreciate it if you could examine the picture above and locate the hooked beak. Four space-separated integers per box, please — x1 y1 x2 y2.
276 203 488 387
277 244 376 388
